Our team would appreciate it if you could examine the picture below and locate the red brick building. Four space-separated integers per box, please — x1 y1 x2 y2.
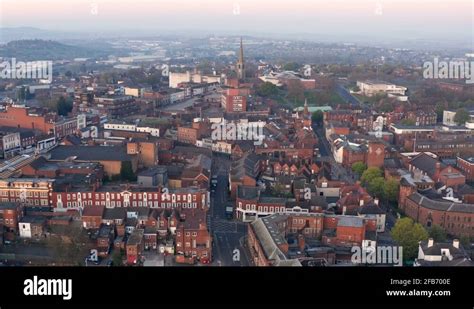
401 192 474 237
247 213 377 266
53 187 209 212
221 88 247 112
0 105 55 135
175 209 212 262
0 202 23 232
457 156 474 182
126 228 144 264
82 206 105 229
367 142 385 168
126 140 159 168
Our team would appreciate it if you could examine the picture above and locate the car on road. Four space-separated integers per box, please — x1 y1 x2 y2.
225 206 234 220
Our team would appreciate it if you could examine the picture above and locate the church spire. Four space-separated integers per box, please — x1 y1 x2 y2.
237 37 245 80
239 37 244 63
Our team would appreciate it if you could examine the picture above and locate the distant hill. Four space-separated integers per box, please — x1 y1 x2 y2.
0 39 110 61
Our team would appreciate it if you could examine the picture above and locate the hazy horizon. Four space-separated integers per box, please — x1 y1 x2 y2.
0 0 472 49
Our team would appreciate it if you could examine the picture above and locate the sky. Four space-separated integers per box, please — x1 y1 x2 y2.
0 0 472 45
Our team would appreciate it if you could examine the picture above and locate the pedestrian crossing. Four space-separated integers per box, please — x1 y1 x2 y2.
207 216 242 233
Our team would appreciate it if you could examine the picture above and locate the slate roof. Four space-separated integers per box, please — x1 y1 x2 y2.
337 216 364 228
408 192 474 213
49 145 132 162
410 153 445 177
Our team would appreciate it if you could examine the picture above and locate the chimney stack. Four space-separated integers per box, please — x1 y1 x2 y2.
359 200 364 207
435 162 441 172
427 238 434 248
374 198 379 206
453 239 460 249
342 206 347 215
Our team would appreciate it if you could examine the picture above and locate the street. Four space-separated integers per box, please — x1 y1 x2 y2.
314 126 356 184
209 154 250 266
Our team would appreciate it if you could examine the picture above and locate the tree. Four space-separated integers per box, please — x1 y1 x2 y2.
257 82 279 97
435 102 446 122
384 179 399 203
428 225 447 242
460 235 470 248
286 79 305 105
361 167 383 186
282 62 301 72
454 108 470 125
368 176 385 198
271 183 291 198
351 162 367 176
57 96 73 116
312 110 324 126
391 217 429 262
120 161 136 181
47 223 89 265
112 250 124 266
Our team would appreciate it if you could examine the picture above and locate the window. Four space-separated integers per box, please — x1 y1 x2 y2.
192 232 197 237
186 232 190 236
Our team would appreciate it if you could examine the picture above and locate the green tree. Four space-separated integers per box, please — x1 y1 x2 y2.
112 250 124 266
57 96 73 116
120 161 136 181
351 162 367 176
361 167 383 186
428 225 447 242
435 102 445 122
286 79 305 105
384 179 400 203
368 176 385 198
257 82 279 97
282 62 301 72
460 235 470 248
391 217 429 262
454 108 470 125
312 110 324 126
47 223 89 265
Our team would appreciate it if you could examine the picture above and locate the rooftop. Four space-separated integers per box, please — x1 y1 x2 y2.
49 145 132 162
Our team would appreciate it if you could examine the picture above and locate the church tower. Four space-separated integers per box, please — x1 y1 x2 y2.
236 37 245 80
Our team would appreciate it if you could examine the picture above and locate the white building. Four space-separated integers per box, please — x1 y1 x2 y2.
357 80 407 97
443 110 457 126
169 71 222 88
415 238 473 266
444 109 474 129
104 122 160 137
1 132 21 158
